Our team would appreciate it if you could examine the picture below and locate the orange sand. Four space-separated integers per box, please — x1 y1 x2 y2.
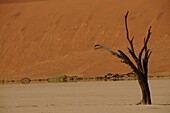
0 0 170 79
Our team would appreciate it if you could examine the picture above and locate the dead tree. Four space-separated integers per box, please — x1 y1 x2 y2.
95 11 152 105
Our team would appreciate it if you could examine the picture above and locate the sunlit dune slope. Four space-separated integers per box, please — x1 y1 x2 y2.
0 0 170 79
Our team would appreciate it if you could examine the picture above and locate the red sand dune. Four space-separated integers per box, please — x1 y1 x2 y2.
0 0 170 79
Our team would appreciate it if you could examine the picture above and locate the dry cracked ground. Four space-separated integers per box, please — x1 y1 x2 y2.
0 80 170 113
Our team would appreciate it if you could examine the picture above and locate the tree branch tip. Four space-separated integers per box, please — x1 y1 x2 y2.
148 26 152 33
94 44 102 49
118 50 121 53
149 26 152 29
125 11 129 17
144 37 146 42
131 37 134 42
148 51 152 58
94 44 100 47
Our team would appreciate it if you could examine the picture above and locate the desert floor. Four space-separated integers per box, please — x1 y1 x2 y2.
0 80 170 113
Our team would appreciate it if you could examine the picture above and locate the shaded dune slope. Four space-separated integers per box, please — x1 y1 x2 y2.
0 0 170 79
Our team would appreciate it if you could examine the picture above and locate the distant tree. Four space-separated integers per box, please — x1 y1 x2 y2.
95 11 152 105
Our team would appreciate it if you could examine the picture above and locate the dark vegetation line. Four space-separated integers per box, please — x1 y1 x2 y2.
0 73 169 85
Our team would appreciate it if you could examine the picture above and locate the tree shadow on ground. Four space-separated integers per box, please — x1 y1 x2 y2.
157 104 170 106
0 0 48 4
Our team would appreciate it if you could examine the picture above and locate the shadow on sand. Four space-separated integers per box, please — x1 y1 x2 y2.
0 0 48 4
157 104 170 106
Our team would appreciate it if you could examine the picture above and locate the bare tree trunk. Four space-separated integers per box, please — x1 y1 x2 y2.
94 11 152 105
136 73 151 105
